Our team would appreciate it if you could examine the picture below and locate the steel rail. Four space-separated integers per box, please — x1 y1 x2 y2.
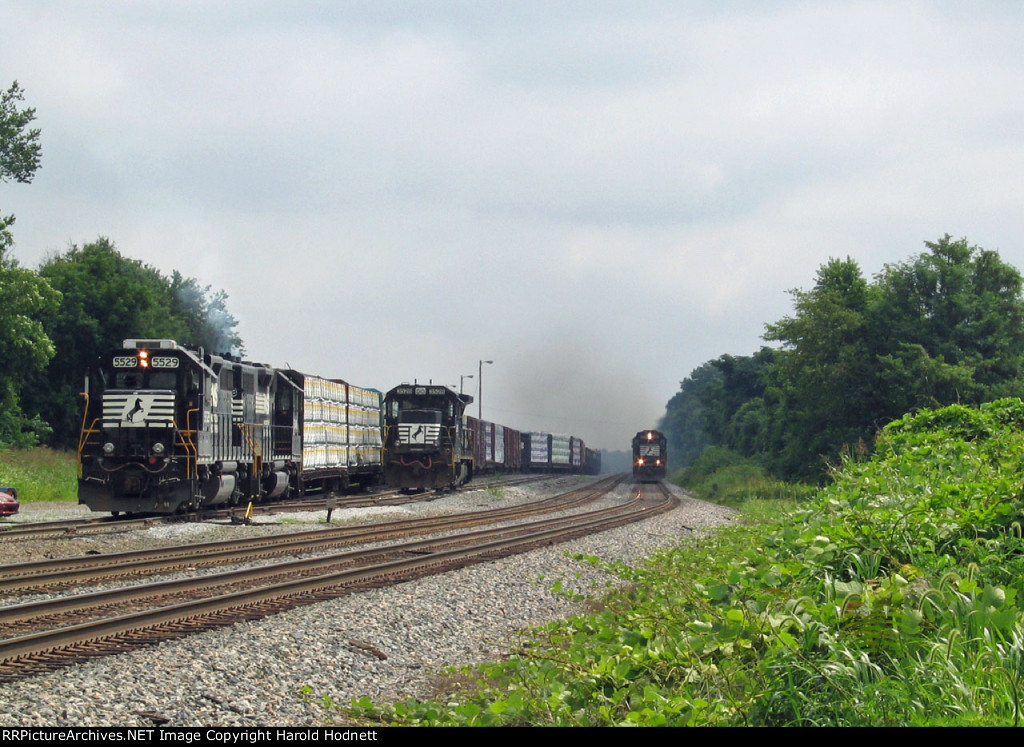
0 475 624 592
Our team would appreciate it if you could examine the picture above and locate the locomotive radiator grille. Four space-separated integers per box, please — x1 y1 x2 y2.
397 424 441 445
102 392 175 428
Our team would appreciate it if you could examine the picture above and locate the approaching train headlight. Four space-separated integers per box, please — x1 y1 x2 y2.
152 442 166 455
637 458 645 466
139 350 149 368
103 442 115 455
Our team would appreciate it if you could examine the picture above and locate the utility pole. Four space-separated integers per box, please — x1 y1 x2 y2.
478 359 493 420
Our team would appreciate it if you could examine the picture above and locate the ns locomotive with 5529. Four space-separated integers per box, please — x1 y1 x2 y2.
77 339 382 515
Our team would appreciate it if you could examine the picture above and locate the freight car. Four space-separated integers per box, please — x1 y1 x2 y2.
281 370 383 495
381 384 474 491
77 339 382 514
632 429 667 482
522 432 589 473
466 415 522 477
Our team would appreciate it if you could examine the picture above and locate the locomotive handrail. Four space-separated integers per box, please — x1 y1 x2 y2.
238 423 264 496
176 408 200 479
445 425 458 469
75 391 100 477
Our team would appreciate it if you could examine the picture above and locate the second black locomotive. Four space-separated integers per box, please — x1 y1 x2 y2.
381 384 474 491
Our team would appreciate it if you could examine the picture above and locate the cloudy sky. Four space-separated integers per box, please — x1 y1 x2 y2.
3 1 1024 450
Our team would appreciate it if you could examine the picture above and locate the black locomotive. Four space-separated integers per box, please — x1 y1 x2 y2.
77 339 382 514
381 384 474 491
632 429 667 483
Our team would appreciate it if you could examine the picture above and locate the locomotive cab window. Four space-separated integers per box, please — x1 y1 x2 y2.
149 371 176 389
111 370 177 390
398 409 442 425
114 372 141 389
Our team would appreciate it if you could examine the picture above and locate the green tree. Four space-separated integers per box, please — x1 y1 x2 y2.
762 257 881 480
663 237 1024 484
873 235 1024 411
708 349 774 457
0 81 41 185
662 350 775 472
660 361 723 469
0 81 55 446
0 222 59 446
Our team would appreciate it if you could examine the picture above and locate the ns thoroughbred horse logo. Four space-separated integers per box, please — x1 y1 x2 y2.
398 423 441 445
105 393 175 428
124 398 144 423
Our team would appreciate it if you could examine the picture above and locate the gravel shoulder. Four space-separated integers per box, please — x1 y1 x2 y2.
0 477 734 727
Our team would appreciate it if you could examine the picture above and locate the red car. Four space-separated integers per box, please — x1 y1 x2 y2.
0 487 19 516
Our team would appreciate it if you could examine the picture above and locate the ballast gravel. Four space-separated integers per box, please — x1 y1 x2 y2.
0 478 734 726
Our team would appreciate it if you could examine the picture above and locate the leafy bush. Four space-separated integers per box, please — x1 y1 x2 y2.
676 446 813 507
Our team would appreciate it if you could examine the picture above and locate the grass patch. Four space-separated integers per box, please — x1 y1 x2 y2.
673 447 815 508
0 447 77 503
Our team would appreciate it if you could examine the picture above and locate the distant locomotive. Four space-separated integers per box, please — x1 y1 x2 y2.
632 429 667 482
382 384 474 491
77 339 382 514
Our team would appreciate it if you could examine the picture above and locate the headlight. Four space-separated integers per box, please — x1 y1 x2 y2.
103 442 115 455
152 442 166 455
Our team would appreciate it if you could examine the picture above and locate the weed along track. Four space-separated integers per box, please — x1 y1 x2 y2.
0 475 680 680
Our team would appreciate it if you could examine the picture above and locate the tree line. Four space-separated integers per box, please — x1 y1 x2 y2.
1 80 242 449
662 236 1024 481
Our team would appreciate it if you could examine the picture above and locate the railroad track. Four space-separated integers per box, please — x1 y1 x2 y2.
0 474 553 541
0 477 677 680
0 475 622 595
